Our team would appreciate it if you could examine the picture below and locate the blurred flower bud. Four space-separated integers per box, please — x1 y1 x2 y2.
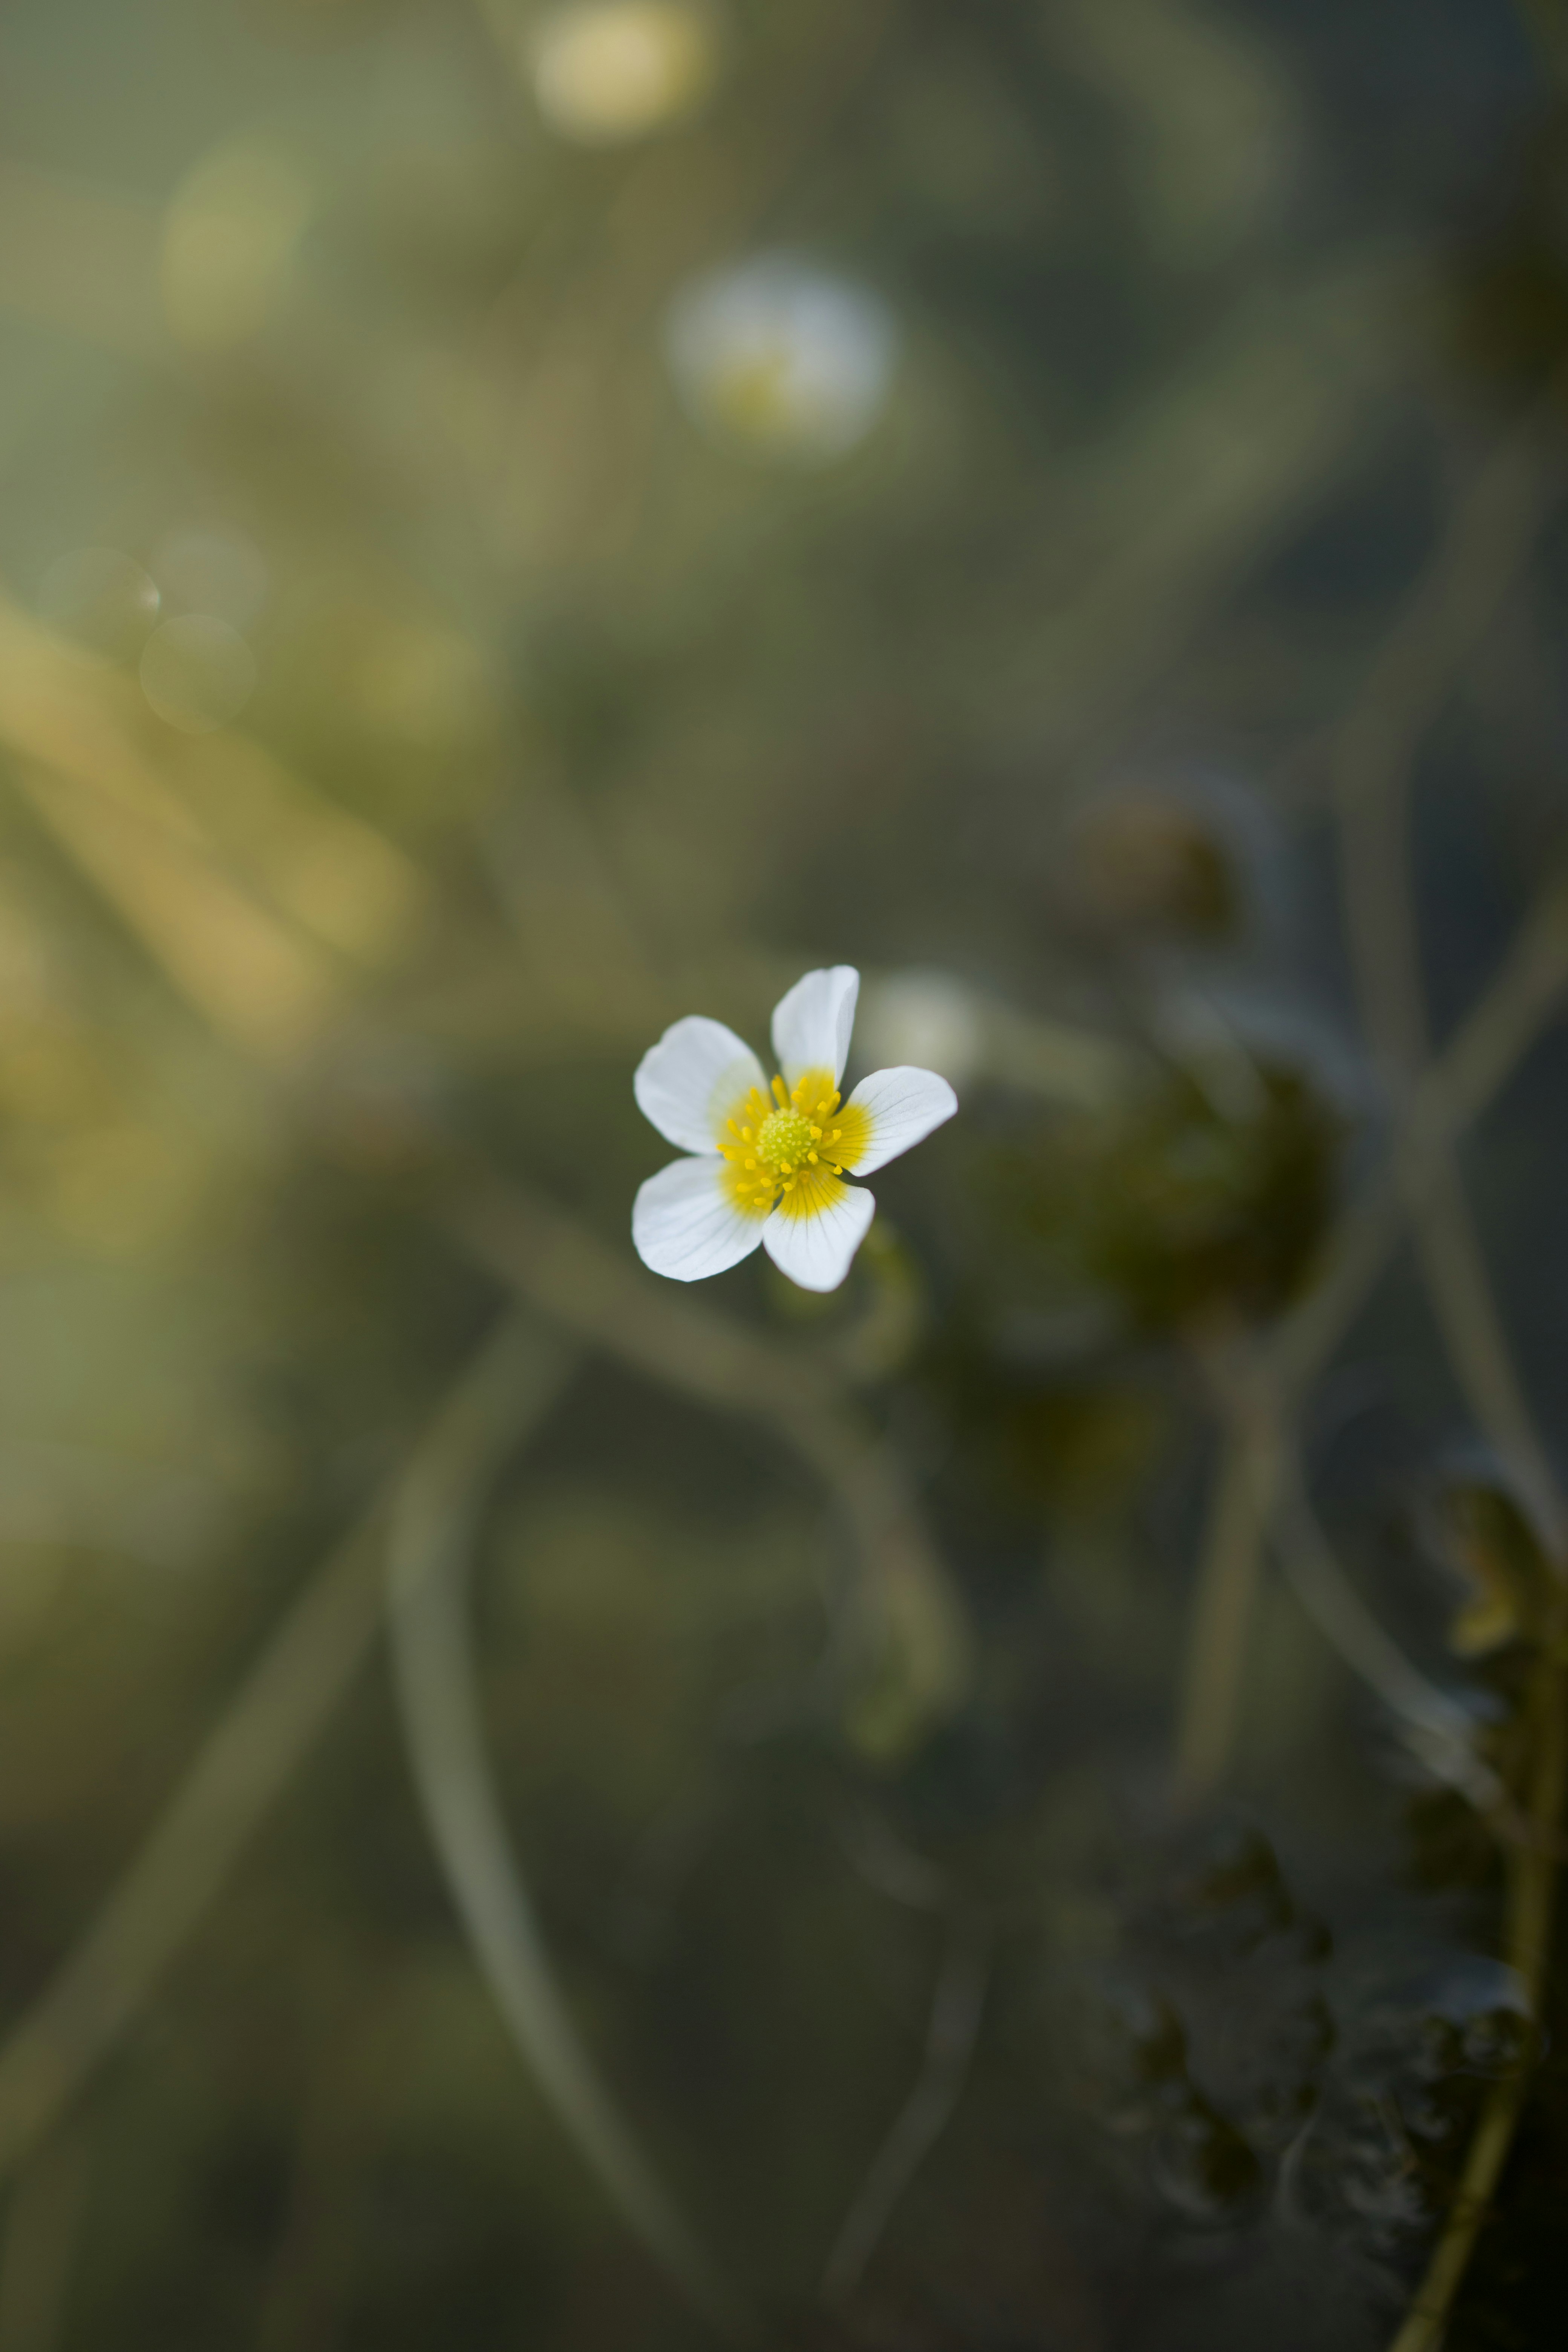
1068 794 1238 941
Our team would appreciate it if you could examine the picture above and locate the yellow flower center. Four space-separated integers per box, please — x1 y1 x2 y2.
717 1067 870 1220
755 1107 814 1171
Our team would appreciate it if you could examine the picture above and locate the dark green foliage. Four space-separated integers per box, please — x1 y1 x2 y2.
1009 1061 1343 1335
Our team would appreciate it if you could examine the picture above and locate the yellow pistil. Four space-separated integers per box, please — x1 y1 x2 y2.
717 1066 871 1218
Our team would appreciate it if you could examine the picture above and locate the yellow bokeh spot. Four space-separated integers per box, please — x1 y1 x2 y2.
530 3 717 145
161 137 312 352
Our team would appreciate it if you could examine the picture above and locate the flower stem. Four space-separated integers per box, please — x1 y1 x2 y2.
1173 1371 1279 1806
386 1315 752 2343
1386 1638 1568 2352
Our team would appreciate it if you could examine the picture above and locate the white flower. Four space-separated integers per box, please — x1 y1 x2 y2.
632 966 957 1293
664 255 899 464
855 969 985 1092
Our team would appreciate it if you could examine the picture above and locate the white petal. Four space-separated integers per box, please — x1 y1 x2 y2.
842 1065 958 1175
632 1157 767 1282
761 1181 875 1292
771 965 859 1088
634 1016 766 1152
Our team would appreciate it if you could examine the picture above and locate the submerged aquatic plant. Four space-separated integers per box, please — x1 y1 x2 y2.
631 964 956 1291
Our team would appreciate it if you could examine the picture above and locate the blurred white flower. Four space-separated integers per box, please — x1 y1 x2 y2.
855 971 986 1093
530 3 718 145
632 965 955 1292
665 254 899 463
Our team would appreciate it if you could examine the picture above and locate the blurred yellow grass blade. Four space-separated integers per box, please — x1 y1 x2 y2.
0 602 205 847
0 1321 576 2193
151 727 426 970
0 597 429 1061
0 599 426 970
10 760 338 1065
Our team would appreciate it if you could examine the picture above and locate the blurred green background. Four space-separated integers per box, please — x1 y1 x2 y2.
3 2 1568 2347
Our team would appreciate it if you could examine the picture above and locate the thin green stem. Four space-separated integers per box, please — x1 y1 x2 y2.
0 1510 383 2181
1269 1441 1514 1814
444 1167 973 1759
1409 1164 1567 1553
0 1321 568 2185
1174 1375 1279 1806
1266 867 1568 1407
1334 418 1567 1551
821 1909 989 2304
384 1315 750 2341
1175 423 1566 1802
1386 1644 1568 2352
1326 418 1568 2349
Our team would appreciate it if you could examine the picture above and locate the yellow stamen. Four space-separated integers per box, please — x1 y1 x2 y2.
717 1067 866 1219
